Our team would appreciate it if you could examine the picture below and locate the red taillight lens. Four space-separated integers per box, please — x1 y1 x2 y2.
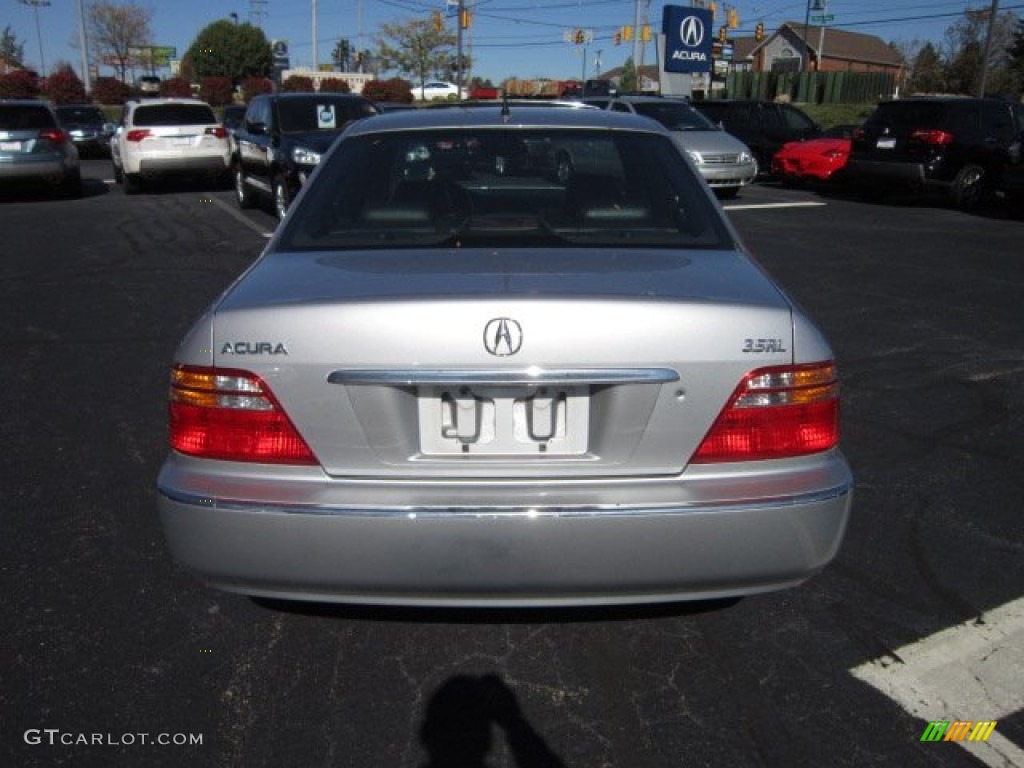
126 129 151 142
692 362 840 463
205 126 228 139
910 129 954 145
169 365 318 465
38 129 69 144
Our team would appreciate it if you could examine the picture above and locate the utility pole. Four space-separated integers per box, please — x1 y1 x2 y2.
76 0 90 92
312 0 319 70
977 0 1000 96
17 0 51 76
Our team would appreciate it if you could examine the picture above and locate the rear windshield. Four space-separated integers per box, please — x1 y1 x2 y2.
278 128 731 251
133 104 217 127
631 102 717 131
56 106 106 123
867 102 948 127
277 98 378 133
0 105 56 131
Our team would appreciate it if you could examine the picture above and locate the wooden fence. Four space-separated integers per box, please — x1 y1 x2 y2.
717 71 897 104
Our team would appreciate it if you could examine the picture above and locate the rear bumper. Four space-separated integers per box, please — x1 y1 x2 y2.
0 154 76 182
845 158 929 187
138 154 230 176
158 455 853 607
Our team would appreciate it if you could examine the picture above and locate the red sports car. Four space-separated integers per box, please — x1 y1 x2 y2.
772 125 856 184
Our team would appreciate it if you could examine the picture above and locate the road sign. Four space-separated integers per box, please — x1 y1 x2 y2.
811 14 835 22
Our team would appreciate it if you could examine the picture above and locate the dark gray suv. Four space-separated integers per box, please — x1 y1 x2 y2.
0 100 81 197
845 97 1023 210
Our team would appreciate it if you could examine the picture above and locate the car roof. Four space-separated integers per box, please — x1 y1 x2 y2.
129 98 210 106
344 104 669 136
257 92 368 101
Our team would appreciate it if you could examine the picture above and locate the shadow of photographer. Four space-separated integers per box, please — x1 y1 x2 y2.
419 674 566 768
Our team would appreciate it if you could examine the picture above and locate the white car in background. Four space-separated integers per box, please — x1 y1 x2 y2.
111 98 231 193
416 81 467 101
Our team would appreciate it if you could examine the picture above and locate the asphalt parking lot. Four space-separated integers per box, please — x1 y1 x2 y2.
2 158 1022 768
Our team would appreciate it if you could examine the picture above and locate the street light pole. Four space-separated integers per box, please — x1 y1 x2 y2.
312 0 319 70
76 0 91 92
18 0 51 76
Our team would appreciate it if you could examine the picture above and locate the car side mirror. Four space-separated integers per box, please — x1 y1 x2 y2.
103 122 116 133
247 121 267 135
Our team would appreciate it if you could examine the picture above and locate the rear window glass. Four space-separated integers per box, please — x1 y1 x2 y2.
632 102 717 131
0 105 56 131
277 98 377 132
278 128 731 252
133 104 217 126
56 106 107 123
867 102 948 127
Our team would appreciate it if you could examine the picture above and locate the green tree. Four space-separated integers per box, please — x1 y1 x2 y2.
942 8 1019 95
907 42 945 94
1007 18 1024 94
332 38 352 71
88 1 153 81
619 57 638 93
1 24 26 66
377 17 456 90
185 20 271 83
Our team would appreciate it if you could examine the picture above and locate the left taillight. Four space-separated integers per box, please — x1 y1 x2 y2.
169 365 318 465
38 129 69 144
126 129 151 142
692 361 840 463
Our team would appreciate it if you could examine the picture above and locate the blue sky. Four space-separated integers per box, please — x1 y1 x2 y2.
4 0 1003 84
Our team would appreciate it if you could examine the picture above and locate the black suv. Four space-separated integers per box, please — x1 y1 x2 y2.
845 97 1023 209
690 100 822 171
233 93 378 218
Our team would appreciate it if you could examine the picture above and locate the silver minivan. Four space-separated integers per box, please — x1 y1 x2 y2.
607 96 757 198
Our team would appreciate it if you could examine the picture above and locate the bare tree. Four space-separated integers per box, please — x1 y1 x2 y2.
88 1 152 81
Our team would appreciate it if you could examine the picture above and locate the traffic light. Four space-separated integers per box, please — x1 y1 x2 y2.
432 10 443 32
727 8 739 29
460 8 471 29
709 2 717 21
718 25 727 43
622 25 633 42
755 22 765 41
641 24 651 42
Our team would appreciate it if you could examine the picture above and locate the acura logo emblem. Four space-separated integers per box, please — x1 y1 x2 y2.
680 16 704 47
483 318 522 356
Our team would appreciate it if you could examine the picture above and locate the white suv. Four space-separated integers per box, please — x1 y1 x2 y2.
111 98 231 193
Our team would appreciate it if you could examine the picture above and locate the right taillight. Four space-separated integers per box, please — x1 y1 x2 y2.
692 361 840 463
169 365 318 465
910 129 954 145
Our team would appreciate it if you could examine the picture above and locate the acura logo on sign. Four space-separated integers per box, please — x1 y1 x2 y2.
680 16 704 47
483 318 523 356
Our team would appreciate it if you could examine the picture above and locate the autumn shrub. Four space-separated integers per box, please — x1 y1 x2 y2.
91 76 131 105
0 70 41 99
240 76 273 101
281 75 314 93
160 77 193 98
42 70 88 105
361 78 413 103
318 77 351 93
199 76 233 106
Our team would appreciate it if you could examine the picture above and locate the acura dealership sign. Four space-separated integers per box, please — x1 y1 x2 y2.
662 6 713 74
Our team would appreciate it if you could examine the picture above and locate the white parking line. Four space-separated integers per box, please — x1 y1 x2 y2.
210 196 275 238
723 201 828 211
850 596 1024 767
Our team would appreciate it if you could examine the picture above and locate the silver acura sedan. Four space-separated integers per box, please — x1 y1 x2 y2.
158 105 852 607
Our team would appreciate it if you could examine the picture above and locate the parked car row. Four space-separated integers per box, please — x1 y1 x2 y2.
761 97 1024 215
